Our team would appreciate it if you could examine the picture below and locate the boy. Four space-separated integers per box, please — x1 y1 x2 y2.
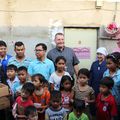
68 99 89 120
96 77 117 120
45 90 67 120
12 82 35 120
6 64 19 97
25 105 38 120
15 66 28 97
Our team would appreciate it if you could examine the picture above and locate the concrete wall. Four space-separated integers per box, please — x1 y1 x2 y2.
0 0 119 57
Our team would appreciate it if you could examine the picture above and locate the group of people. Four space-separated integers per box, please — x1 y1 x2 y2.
0 32 120 120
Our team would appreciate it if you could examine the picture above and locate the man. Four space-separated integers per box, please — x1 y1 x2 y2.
8 41 32 68
28 43 55 80
0 40 12 83
47 33 79 79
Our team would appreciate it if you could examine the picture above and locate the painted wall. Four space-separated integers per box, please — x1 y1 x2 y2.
0 0 119 58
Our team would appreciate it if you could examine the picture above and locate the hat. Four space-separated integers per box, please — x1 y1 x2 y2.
97 47 108 56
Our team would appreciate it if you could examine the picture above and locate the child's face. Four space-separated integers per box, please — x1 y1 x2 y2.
106 58 117 71
51 98 61 109
7 69 16 80
21 89 30 101
56 59 66 71
18 70 27 83
99 85 109 94
97 53 105 62
63 80 72 91
27 111 38 120
32 76 42 88
77 74 88 85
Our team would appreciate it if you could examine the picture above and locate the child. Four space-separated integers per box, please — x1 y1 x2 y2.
32 74 50 120
45 90 67 120
6 64 19 99
96 77 117 120
103 54 120 119
49 56 71 91
89 47 108 97
60 75 74 112
73 68 95 119
15 66 28 97
12 82 35 120
68 99 89 120
25 105 38 120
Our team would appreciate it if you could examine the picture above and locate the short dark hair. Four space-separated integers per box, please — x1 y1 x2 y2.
0 40 7 47
51 90 61 100
7 64 17 72
78 68 90 78
35 43 47 51
14 41 24 49
17 66 27 73
22 82 35 95
106 54 118 64
55 56 66 64
25 105 37 117
32 74 46 83
73 99 85 112
100 77 114 89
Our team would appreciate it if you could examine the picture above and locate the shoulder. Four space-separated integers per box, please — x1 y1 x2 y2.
47 48 57 54
81 113 89 119
8 56 16 62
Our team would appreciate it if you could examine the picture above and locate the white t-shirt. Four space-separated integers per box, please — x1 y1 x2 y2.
49 71 71 91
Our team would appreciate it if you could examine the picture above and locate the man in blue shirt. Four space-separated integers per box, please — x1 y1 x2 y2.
0 40 12 83
8 41 32 68
28 43 55 80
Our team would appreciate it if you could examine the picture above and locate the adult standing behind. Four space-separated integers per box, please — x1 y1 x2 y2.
0 40 12 83
8 41 32 68
47 33 79 80
28 43 55 81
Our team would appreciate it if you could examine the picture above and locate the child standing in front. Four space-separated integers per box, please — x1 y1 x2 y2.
60 75 74 112
103 53 120 119
73 68 95 119
15 66 28 97
68 99 89 120
49 56 71 91
96 77 117 120
32 74 50 120
12 82 35 120
45 90 67 120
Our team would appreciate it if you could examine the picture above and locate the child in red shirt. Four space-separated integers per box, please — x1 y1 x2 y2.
12 82 35 120
96 76 117 120
31 74 50 120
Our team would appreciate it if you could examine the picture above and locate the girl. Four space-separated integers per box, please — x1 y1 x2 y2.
32 74 50 120
89 47 108 97
103 53 120 119
60 75 74 112
49 56 71 91
73 68 95 119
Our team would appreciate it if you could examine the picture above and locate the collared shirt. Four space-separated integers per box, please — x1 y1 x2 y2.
8 56 32 68
28 58 55 80
7 76 20 95
103 69 120 105
47 47 79 76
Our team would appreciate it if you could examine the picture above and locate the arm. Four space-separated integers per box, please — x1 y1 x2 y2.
74 64 79 78
45 110 49 120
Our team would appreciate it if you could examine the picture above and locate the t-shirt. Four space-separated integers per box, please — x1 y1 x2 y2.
96 93 117 120
68 112 89 120
45 107 67 120
32 89 50 106
49 71 71 91
16 96 33 115
72 84 95 101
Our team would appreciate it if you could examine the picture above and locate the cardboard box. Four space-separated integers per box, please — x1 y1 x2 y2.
0 83 9 97
0 97 10 110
